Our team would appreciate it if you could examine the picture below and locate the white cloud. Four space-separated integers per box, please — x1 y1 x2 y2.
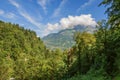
44 14 97 36
37 0 48 14
77 0 94 13
19 11 42 29
37 0 53 14
9 0 43 29
0 9 4 15
52 0 67 18
9 0 20 8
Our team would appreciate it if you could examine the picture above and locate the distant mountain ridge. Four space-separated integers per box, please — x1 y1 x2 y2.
43 25 95 50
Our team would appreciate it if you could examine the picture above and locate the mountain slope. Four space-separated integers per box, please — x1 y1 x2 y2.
43 26 95 50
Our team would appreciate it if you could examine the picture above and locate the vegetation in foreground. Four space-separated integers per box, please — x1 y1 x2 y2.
0 0 120 80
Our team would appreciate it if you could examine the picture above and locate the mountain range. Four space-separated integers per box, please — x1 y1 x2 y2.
42 25 95 50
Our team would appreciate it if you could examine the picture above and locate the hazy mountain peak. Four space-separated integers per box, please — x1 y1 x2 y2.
43 25 95 50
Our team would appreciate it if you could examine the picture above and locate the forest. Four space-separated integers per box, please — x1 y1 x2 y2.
0 0 120 80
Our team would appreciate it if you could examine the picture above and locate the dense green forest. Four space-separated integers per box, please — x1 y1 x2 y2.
0 21 67 80
0 0 120 80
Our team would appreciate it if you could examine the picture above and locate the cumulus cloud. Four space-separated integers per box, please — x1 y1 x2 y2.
44 14 97 36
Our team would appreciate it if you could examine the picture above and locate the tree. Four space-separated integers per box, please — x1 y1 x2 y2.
94 20 120 78
100 0 120 78
100 0 120 27
67 32 96 77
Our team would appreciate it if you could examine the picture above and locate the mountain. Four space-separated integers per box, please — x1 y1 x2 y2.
43 25 95 50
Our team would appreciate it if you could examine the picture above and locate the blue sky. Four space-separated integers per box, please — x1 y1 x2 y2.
0 0 107 37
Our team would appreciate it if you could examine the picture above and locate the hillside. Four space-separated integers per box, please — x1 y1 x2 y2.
0 20 66 80
43 25 95 50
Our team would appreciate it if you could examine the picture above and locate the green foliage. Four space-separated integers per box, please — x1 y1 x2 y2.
100 0 120 27
66 19 120 80
114 74 120 80
0 0 120 79
0 21 67 80
68 68 108 80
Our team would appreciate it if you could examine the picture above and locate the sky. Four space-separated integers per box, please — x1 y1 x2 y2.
0 0 107 37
